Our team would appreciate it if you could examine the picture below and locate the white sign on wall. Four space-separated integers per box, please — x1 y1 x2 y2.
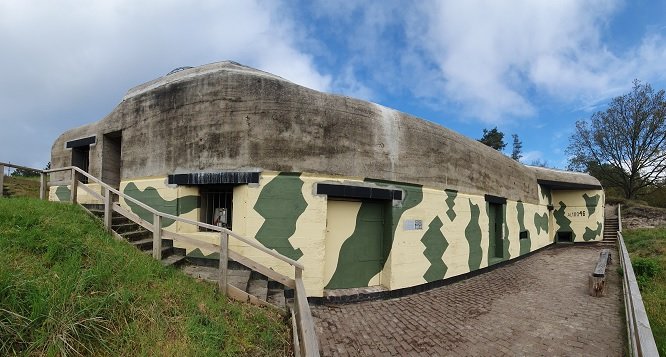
404 219 423 230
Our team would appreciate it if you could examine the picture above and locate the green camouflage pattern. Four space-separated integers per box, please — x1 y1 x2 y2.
55 185 71 201
253 172 307 261
50 172 604 297
123 182 198 228
465 199 483 271
421 216 449 282
445 190 457 221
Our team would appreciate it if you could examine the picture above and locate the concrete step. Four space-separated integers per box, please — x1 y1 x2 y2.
131 238 173 250
228 269 252 291
247 273 268 301
142 246 174 258
181 266 253 292
161 254 186 267
267 288 286 308
112 222 139 233
120 229 152 241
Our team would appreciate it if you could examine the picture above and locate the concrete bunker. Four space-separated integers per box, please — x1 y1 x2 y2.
50 61 605 297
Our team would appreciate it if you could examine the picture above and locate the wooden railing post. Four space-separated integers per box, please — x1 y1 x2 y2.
219 232 229 295
153 214 162 260
39 172 47 200
103 188 112 230
0 164 4 198
70 169 78 204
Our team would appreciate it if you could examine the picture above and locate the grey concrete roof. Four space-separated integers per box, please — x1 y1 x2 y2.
51 61 601 203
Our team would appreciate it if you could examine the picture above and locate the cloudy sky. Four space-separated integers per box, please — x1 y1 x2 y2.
2 0 666 170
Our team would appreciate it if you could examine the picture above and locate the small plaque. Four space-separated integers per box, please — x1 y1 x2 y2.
404 219 423 231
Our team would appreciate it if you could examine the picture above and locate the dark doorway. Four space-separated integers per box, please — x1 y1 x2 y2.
488 202 504 258
102 131 122 189
200 185 234 230
71 146 90 184
556 231 573 243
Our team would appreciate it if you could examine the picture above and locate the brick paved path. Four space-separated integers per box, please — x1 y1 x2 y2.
312 245 625 356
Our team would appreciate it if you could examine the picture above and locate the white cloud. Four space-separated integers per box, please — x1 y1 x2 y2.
0 0 330 167
310 1 666 123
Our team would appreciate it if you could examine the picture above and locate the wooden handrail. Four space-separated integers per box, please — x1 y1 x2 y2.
45 166 304 270
0 161 48 199
0 161 44 173
13 162 319 356
617 205 659 357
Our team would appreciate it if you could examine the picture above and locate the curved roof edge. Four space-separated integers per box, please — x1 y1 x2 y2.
527 165 602 190
122 61 292 101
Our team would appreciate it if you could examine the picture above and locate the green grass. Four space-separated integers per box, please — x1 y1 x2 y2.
623 227 666 355
0 198 290 356
3 176 41 198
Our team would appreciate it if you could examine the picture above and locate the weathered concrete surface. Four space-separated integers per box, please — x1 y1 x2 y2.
312 245 625 356
51 61 599 204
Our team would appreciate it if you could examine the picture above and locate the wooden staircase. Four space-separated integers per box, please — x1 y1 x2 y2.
84 204 291 309
2 184 11 197
600 216 619 247
1 162 320 356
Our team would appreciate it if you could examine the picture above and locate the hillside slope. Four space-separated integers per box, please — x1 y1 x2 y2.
0 198 290 356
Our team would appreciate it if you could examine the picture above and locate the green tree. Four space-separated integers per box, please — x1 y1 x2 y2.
567 80 666 199
511 134 522 161
478 127 506 151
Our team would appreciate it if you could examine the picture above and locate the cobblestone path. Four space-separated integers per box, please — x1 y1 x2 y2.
312 245 625 356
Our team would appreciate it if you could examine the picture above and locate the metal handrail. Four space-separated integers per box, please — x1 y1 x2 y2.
617 205 659 356
4 162 319 356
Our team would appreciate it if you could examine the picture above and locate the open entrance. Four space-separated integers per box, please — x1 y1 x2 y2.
200 185 234 230
488 202 504 258
556 231 573 243
71 146 90 184
102 131 122 189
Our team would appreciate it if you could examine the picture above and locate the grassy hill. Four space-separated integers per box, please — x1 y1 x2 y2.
2 175 41 198
0 198 290 356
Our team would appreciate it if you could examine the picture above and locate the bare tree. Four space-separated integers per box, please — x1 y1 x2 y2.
567 80 666 199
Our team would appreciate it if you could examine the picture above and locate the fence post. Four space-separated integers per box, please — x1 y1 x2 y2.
0 164 4 198
70 169 78 204
103 188 112 230
153 214 162 260
219 232 229 295
39 172 47 200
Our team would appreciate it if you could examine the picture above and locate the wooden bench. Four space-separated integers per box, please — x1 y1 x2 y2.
589 249 612 297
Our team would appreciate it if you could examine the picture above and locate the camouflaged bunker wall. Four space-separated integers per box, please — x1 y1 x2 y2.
50 61 604 297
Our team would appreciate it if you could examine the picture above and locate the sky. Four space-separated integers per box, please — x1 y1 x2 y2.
1 0 666 170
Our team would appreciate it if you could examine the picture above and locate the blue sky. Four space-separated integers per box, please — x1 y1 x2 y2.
1 0 666 170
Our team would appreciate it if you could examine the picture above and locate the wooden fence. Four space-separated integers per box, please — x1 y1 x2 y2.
616 205 659 357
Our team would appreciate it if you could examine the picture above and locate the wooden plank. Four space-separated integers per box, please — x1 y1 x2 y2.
78 184 104 201
113 204 154 232
161 230 219 252
291 308 302 357
70 169 78 204
228 250 296 289
153 214 162 260
0 161 43 173
618 232 659 356
219 232 229 295
226 284 277 309
103 188 112 230
39 172 47 200
593 250 610 277
0 164 4 198
294 268 320 357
